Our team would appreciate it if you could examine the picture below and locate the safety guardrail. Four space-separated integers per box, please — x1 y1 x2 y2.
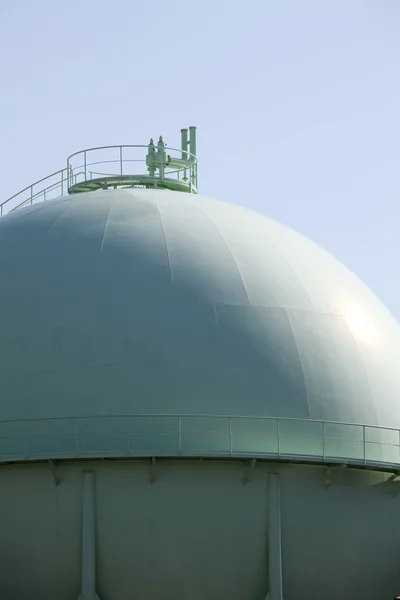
0 414 399 470
0 143 198 217
67 144 197 194
0 169 69 216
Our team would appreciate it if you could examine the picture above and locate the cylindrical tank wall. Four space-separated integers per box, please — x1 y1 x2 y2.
0 459 399 599
280 464 400 599
0 460 267 600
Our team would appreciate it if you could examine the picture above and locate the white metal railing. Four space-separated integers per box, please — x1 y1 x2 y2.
0 413 399 470
0 144 198 217
67 145 198 193
0 169 69 216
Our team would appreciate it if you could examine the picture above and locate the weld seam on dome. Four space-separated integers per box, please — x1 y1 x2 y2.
100 202 114 253
281 308 312 420
213 303 345 317
47 203 72 235
196 203 251 306
344 316 379 428
150 194 173 286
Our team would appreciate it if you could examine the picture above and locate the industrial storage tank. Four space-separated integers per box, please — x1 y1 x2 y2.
1 128 400 600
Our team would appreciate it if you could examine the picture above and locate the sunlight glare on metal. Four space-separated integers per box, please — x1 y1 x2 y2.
344 305 376 344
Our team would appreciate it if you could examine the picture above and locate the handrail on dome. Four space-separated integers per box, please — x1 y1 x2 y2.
0 168 69 216
0 413 399 472
0 127 198 217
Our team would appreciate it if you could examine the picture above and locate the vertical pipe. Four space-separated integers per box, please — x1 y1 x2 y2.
81 471 97 600
181 128 188 181
181 128 188 159
189 126 197 190
268 473 284 600
157 137 165 182
189 126 197 159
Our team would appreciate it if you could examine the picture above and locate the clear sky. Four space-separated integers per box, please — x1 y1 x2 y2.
1 0 400 317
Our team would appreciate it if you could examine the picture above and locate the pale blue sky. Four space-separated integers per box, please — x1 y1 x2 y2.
1 0 400 317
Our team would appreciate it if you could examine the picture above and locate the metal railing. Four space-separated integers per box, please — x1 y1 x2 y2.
67 145 198 194
0 144 198 217
0 169 69 216
0 413 399 471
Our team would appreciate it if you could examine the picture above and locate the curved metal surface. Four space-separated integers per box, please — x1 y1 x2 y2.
1 188 400 459
0 460 269 600
1 187 400 600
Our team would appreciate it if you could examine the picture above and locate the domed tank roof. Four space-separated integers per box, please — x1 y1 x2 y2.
0 188 399 430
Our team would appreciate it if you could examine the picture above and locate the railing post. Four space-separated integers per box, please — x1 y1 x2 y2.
84 151 87 180
76 420 79 458
322 421 325 461
178 417 182 455
193 159 197 191
363 425 366 465
398 428 400 464
120 146 123 176
276 419 280 458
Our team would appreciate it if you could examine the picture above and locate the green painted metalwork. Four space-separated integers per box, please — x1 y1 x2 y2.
0 128 198 216
67 141 197 195
181 128 188 182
